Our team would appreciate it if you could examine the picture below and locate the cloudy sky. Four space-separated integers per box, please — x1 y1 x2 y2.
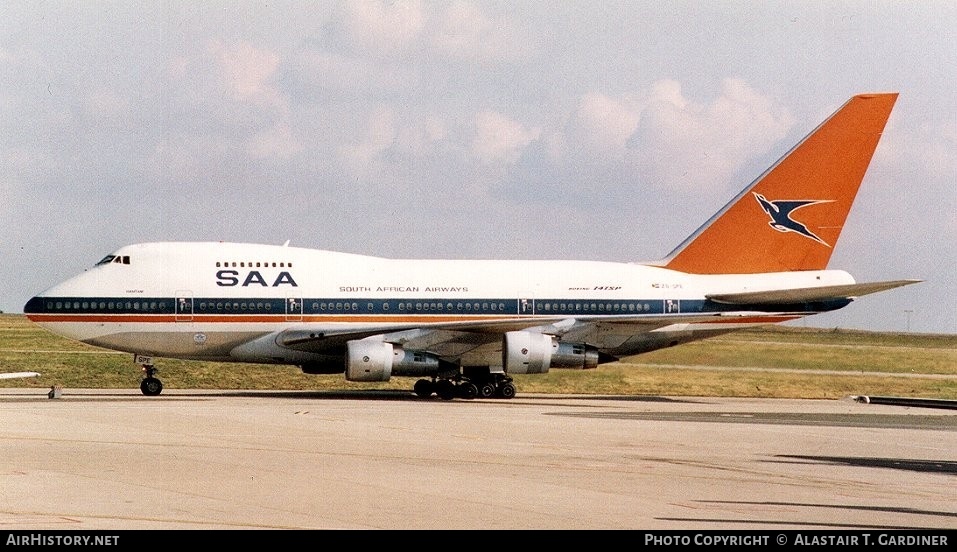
2 1 955 334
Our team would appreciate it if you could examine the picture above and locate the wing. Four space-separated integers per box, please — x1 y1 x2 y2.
272 311 764 365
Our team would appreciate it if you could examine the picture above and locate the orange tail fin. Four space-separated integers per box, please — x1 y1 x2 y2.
662 93 898 274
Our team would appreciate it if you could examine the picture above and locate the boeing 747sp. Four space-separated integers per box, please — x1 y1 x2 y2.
24 93 919 399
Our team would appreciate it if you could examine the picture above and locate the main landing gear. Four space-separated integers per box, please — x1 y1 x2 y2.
137 356 164 396
413 373 516 401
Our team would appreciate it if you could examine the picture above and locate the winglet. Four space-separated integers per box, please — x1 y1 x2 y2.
661 93 898 274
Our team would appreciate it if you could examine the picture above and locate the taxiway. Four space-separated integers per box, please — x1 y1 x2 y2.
1 389 954 529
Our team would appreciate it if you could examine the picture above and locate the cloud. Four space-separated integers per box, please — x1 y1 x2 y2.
82 88 132 130
575 93 642 150
471 110 540 165
430 0 530 63
160 39 301 163
626 79 795 195
325 0 427 58
501 78 794 211
338 105 398 177
291 50 415 97
336 106 457 192
209 40 283 107
247 122 303 160
316 0 530 73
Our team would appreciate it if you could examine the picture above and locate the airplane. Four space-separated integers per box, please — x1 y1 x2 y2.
23 92 919 400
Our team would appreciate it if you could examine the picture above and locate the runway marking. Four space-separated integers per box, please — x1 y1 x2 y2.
0 510 308 529
549 411 957 430
635 363 957 379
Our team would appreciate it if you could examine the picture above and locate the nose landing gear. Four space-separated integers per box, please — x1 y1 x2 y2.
137 355 163 396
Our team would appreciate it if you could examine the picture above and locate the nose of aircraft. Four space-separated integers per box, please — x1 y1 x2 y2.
23 295 45 315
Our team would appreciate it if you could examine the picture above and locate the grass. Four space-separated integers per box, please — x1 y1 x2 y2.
1 314 955 399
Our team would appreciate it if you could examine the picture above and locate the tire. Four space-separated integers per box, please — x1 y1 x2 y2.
478 383 496 398
140 377 163 396
413 379 434 398
436 380 455 400
458 382 478 399
497 382 516 399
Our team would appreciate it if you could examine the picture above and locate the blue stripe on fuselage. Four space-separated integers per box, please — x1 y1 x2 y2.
23 296 852 317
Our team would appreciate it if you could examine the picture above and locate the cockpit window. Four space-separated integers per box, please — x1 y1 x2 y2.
95 255 130 266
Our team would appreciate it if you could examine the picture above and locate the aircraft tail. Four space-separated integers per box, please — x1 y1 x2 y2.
661 93 898 274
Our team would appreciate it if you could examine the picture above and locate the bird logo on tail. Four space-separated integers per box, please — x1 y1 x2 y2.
752 193 833 247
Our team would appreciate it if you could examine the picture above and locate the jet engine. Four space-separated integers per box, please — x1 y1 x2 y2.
502 331 598 374
345 339 443 382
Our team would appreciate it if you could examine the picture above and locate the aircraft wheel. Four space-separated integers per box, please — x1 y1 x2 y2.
413 379 434 398
458 382 478 399
436 380 455 400
497 382 516 399
140 377 163 396
478 382 496 398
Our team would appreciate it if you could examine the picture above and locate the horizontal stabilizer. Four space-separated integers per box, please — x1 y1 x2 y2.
706 279 921 305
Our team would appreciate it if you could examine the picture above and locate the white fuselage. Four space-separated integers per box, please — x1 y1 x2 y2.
25 242 855 365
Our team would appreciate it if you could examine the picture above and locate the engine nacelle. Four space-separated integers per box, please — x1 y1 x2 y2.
503 331 598 374
346 340 393 382
345 340 443 382
391 348 444 378
551 342 600 370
